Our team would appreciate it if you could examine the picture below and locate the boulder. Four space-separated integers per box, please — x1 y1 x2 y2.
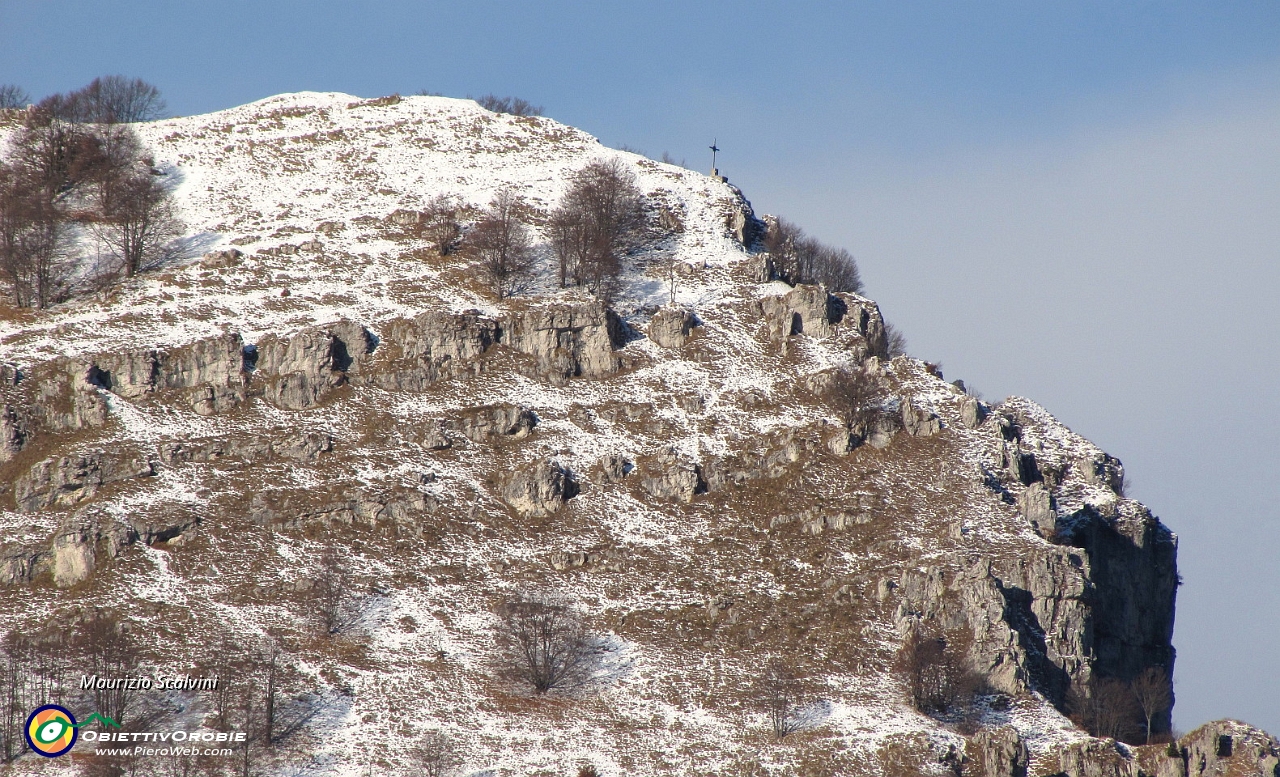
499 461 578 518
447 404 537 443
648 307 698 349
902 402 941 437
639 450 704 503
960 396 986 428
966 726 1029 777
592 454 632 485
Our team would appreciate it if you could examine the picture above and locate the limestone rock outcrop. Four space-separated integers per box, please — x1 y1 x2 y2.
648 307 699 349
447 404 537 442
966 727 1029 777
255 323 374 409
15 450 156 513
499 460 578 518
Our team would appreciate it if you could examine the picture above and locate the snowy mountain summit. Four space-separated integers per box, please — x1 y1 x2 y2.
0 93 1276 776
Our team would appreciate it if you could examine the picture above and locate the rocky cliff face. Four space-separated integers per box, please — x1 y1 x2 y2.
0 92 1268 776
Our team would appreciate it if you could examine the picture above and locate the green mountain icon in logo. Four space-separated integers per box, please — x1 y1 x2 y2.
72 713 120 729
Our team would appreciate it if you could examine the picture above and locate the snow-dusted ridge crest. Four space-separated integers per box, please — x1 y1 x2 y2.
1 90 748 364
0 93 1274 777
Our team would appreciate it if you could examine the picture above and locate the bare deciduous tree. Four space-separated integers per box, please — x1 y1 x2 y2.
313 547 358 636
825 366 885 439
420 194 461 256
1129 666 1172 745
75 612 144 725
884 321 908 358
548 159 645 300
896 624 975 714
0 85 29 110
763 216 864 294
0 109 104 307
467 190 536 299
38 77 166 124
1067 677 1142 743
91 129 183 277
408 730 461 777
753 659 813 739
496 594 605 694
475 95 543 117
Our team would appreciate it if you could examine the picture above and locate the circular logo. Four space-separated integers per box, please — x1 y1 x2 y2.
25 705 78 758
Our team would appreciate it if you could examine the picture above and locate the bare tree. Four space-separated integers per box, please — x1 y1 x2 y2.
496 593 604 694
312 547 358 636
884 321 908 358
0 109 108 306
407 730 461 777
78 76 167 123
475 94 543 117
825 366 885 440
75 612 144 725
39 77 166 124
1130 666 1172 745
0 85 29 110
420 194 461 256
753 659 813 739
0 631 31 761
548 158 645 300
1067 677 1142 742
92 130 183 277
763 216 863 294
896 624 974 714
467 190 536 299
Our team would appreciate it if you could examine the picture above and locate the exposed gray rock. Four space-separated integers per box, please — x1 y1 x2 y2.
368 311 500 390
639 449 703 503
1180 720 1280 777
902 402 941 436
648 307 698 349
771 507 872 534
15 451 156 512
0 402 27 464
201 248 243 268
256 328 342 410
499 460 578 518
158 429 332 466
866 413 901 448
447 404 536 443
592 454 632 485
419 423 452 450
87 333 248 415
250 486 435 531
0 547 48 587
762 284 838 341
499 302 623 381
966 726 1028 777
1057 739 1138 777
960 396 986 428
48 511 135 588
1077 452 1126 494
1018 481 1057 539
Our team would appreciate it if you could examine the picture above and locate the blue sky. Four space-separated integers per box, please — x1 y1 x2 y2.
4 0 1279 734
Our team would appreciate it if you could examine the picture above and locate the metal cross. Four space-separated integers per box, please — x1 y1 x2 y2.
709 139 720 173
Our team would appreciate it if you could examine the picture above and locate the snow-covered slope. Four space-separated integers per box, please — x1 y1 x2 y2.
1 93 1268 777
